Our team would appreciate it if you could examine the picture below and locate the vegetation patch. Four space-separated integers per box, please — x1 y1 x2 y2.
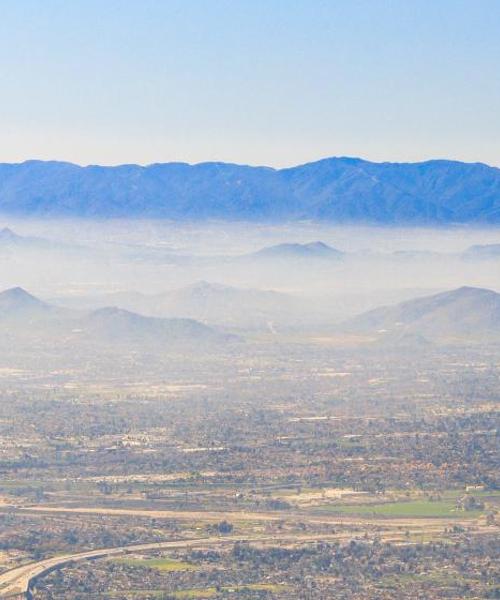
113 557 198 572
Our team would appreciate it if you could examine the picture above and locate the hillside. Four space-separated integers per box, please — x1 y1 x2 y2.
81 306 230 345
344 286 500 342
0 157 499 223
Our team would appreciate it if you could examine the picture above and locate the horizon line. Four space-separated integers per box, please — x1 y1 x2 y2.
1 155 498 171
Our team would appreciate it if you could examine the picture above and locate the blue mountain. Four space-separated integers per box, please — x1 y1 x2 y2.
251 241 343 259
0 157 499 223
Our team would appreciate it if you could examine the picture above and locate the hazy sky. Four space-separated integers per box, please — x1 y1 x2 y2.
1 0 499 167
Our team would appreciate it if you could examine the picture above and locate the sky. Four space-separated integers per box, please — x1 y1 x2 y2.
0 0 499 168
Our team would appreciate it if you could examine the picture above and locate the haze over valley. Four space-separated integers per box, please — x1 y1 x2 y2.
1 188 499 600
1 213 499 600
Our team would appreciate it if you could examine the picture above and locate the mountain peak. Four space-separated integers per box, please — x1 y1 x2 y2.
454 285 495 294
0 227 22 241
1 286 37 299
0 287 48 313
186 280 228 293
303 241 335 251
253 241 343 259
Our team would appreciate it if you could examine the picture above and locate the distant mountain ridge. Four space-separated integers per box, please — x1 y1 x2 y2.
463 243 500 258
251 241 343 259
0 287 233 347
0 227 51 248
0 157 499 223
52 281 310 331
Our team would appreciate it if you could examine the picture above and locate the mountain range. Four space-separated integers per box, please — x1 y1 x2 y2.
53 281 317 331
2 285 499 348
0 157 499 223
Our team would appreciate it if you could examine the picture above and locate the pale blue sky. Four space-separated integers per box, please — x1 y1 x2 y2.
0 0 499 166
